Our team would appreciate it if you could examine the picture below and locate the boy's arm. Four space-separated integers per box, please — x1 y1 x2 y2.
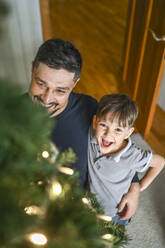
118 182 140 220
118 172 140 220
140 154 165 192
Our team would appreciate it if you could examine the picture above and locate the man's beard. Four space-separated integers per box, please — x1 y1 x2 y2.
34 96 60 117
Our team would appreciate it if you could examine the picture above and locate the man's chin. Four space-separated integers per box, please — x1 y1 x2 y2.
49 108 61 118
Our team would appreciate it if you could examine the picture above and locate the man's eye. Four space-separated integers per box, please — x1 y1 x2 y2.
37 81 45 87
57 89 66 94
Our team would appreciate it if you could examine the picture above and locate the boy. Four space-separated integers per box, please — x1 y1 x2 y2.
88 94 165 226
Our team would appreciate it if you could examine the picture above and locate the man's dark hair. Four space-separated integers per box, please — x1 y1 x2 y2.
33 38 82 83
96 94 138 127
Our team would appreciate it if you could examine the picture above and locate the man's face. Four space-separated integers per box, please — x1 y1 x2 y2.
29 63 78 117
93 113 134 155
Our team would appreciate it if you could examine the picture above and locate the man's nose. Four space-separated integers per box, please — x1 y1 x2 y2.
43 89 54 104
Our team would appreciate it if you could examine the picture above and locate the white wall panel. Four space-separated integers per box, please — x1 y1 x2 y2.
0 0 43 91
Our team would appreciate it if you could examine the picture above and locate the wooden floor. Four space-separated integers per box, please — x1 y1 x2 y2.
49 0 165 157
50 0 129 100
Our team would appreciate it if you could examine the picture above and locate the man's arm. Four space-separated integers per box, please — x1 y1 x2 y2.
117 182 140 220
140 154 165 192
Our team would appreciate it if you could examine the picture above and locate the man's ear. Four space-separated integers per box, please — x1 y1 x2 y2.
125 127 134 139
93 115 97 130
73 77 80 88
31 61 34 73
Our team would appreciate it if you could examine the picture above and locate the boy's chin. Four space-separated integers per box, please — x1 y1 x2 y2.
100 148 113 155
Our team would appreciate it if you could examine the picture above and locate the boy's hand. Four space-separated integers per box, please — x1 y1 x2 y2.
118 182 140 220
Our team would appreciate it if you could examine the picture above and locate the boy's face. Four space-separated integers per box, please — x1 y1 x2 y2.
93 113 134 155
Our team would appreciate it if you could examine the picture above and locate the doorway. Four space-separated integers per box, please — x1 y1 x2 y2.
122 0 165 154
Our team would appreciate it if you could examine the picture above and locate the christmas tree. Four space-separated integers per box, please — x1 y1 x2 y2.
0 80 129 248
0 80 127 248
0 1 129 246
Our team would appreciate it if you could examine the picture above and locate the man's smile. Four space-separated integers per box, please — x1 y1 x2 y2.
34 96 58 109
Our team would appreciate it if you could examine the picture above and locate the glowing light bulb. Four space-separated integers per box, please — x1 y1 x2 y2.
58 166 74 175
37 181 43 185
42 151 49 158
28 233 47 245
97 215 112 222
102 234 113 240
52 181 62 195
49 181 62 200
24 206 44 216
82 197 89 205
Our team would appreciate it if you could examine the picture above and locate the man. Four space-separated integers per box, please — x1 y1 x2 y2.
29 38 140 220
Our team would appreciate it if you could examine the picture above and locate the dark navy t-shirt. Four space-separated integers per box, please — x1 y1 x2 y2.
51 92 98 188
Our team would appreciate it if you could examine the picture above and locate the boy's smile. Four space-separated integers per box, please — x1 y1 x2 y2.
93 113 134 155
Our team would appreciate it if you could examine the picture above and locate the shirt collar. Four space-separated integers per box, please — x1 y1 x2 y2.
113 137 132 162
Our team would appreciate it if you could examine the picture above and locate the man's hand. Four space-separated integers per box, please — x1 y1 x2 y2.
117 182 140 220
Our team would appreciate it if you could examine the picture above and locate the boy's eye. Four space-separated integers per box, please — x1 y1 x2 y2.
99 123 106 128
115 128 122 132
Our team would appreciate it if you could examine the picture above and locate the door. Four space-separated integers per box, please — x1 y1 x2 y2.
122 0 165 139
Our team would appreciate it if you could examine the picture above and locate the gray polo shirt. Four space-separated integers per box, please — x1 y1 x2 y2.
88 128 152 217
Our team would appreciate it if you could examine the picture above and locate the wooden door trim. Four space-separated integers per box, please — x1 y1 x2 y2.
122 0 136 83
133 0 154 100
144 48 165 138
40 0 52 41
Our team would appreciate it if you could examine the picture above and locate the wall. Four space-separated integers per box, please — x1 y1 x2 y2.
157 71 165 111
0 0 43 91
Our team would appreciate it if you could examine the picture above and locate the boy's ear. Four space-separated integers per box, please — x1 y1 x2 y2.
93 115 97 130
125 127 134 139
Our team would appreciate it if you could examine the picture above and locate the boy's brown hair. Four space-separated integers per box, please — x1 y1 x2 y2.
96 94 138 127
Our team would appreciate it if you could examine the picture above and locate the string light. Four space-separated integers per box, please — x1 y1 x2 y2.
28 233 47 246
49 143 59 163
97 215 112 222
81 197 97 212
49 181 62 200
82 199 112 222
82 197 89 205
102 233 113 240
58 166 74 175
37 180 43 185
24 205 44 216
42 151 49 159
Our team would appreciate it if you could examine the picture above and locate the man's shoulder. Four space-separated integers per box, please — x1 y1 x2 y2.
68 92 98 119
72 92 97 102
71 92 98 107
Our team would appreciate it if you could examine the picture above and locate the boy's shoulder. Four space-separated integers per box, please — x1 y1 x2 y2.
121 138 152 166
